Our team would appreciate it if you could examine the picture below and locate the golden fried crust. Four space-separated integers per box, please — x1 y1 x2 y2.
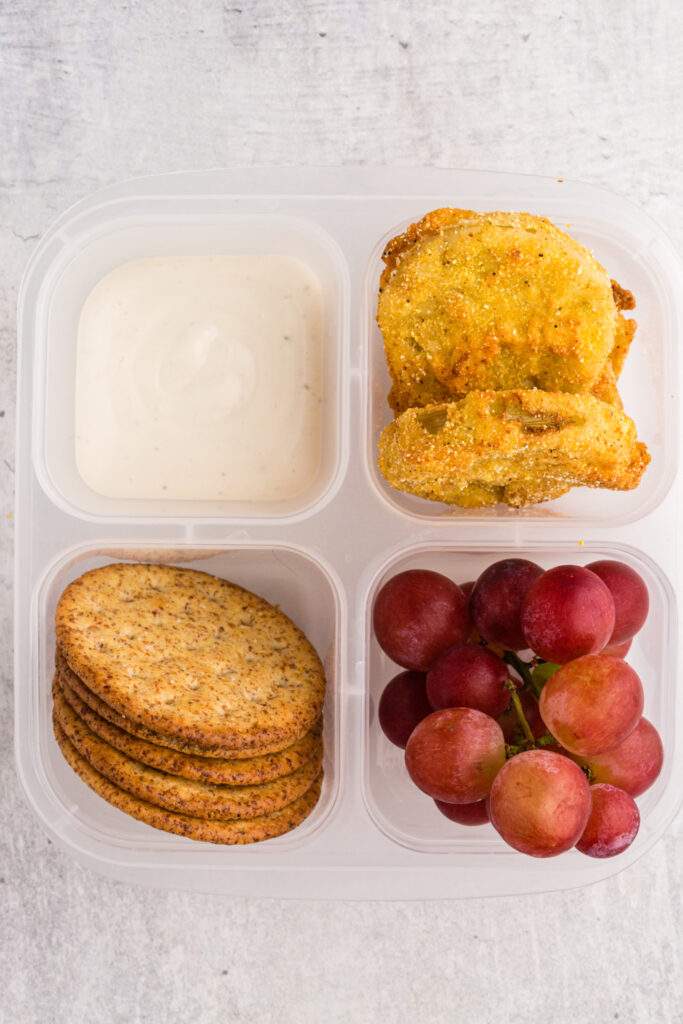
378 210 622 413
388 345 632 415
378 390 650 508
591 363 623 409
592 296 636 404
380 208 477 282
612 279 636 311
610 315 637 379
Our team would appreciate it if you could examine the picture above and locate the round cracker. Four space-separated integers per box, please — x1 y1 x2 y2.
54 722 321 845
56 674 322 785
53 690 322 821
56 653 304 759
55 563 325 753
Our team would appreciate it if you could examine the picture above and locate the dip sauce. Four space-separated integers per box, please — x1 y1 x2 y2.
75 255 324 501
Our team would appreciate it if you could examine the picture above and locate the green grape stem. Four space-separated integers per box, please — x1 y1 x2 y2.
504 678 536 746
505 742 524 758
503 651 542 698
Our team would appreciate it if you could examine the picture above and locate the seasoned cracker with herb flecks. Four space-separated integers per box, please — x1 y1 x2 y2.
56 563 325 754
54 722 322 846
53 687 322 821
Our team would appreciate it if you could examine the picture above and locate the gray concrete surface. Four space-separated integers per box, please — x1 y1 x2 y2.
1 1 682 1021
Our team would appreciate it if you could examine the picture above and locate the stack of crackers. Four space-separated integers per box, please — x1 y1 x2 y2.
52 563 325 844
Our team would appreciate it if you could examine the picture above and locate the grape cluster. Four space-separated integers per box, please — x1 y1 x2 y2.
374 559 661 859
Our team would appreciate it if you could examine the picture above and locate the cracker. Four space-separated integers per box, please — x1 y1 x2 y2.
56 675 322 785
53 689 322 821
54 722 321 845
56 652 302 759
55 563 325 752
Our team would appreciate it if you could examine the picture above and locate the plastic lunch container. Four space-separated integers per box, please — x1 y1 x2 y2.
14 167 683 899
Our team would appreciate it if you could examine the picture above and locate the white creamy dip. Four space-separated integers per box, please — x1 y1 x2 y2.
75 255 324 501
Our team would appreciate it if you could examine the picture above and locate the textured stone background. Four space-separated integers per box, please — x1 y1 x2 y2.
1 1 682 1021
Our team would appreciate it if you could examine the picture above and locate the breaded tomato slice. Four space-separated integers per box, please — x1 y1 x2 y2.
378 389 649 508
377 209 634 414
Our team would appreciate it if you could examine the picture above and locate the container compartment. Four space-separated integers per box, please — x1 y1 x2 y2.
25 541 344 864
33 207 349 522
363 541 677 861
364 210 678 526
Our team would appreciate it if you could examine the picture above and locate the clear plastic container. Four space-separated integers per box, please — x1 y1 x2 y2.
14 167 683 899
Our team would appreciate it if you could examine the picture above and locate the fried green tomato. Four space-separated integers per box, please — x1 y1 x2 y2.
377 209 635 414
378 390 650 509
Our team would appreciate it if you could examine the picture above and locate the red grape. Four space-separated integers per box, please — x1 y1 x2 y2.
426 643 510 718
378 671 432 748
470 559 543 650
586 560 649 644
521 565 615 663
459 581 477 638
602 637 632 658
405 708 505 804
539 654 643 756
578 718 663 797
435 798 489 825
373 570 469 671
497 689 545 743
488 749 591 857
459 581 479 641
462 579 507 655
576 783 640 858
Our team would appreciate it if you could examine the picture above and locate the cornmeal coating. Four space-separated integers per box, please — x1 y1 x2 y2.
377 209 635 413
378 389 650 508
